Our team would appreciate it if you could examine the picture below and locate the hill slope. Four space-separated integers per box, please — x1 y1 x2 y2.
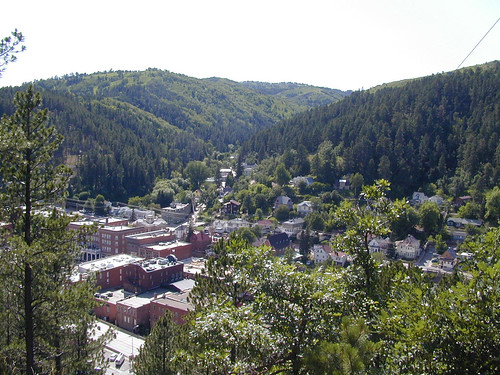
0 69 348 200
244 61 500 196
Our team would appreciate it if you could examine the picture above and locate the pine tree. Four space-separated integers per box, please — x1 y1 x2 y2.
133 310 184 375
0 86 106 374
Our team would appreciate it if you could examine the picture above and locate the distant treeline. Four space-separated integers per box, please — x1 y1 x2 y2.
243 62 500 197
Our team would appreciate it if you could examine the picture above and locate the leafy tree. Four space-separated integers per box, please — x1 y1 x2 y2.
350 172 364 196
0 86 106 374
275 163 291 186
418 201 442 235
458 201 482 219
379 227 500 374
0 29 25 77
94 194 107 216
274 204 290 222
332 180 407 296
184 160 210 190
485 186 500 223
235 227 256 245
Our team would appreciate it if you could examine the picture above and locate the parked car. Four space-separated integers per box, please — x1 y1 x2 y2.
115 353 125 367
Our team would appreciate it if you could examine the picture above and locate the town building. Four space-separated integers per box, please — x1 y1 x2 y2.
396 235 422 260
161 202 192 224
274 196 293 210
280 218 305 237
77 254 144 289
125 229 176 256
138 240 193 260
312 244 349 266
222 200 241 215
98 225 146 256
297 201 313 216
265 232 291 256
150 290 193 326
122 258 184 294
368 237 393 254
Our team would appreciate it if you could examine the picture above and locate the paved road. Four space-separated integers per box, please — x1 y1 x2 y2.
93 321 145 374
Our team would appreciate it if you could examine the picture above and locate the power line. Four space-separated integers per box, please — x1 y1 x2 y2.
457 17 500 70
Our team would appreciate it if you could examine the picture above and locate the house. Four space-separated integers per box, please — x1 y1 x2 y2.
222 200 241 215
368 237 393 254
297 201 313 216
312 244 348 266
439 249 458 270
446 217 482 228
280 218 305 237
338 179 350 190
291 176 314 187
254 220 275 235
274 196 293 210
411 192 428 206
226 218 251 233
453 195 472 208
265 232 291 256
396 235 421 260
429 195 444 206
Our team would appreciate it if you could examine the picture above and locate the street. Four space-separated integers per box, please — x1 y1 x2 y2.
93 321 145 375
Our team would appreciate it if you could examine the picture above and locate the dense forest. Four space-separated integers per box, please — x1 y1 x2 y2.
243 62 500 197
0 70 347 201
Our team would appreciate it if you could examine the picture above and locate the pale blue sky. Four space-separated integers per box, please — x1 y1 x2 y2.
1 0 499 91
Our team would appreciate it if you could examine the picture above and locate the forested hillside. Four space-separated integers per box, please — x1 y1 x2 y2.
244 62 500 197
0 70 347 201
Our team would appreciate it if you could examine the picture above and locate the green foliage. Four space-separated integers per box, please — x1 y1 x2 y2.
274 204 290 222
0 29 25 77
303 317 380 375
245 63 500 196
485 186 500 223
184 160 211 190
379 227 500 374
134 310 184 375
332 180 407 295
418 201 442 235
274 162 291 186
458 201 482 219
0 86 106 374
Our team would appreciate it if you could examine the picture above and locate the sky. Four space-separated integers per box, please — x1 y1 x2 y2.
1 0 499 91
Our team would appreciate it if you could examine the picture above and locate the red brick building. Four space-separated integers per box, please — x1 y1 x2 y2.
138 240 193 260
99 225 146 256
77 254 144 290
150 291 193 326
190 231 212 257
123 259 184 294
116 295 152 332
125 229 176 256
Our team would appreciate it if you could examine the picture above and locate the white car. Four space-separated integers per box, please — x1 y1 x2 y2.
108 353 118 362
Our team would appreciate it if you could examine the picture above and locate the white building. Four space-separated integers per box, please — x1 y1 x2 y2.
297 201 313 216
396 235 421 260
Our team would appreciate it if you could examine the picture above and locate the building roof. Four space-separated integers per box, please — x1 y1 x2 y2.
133 257 182 272
78 254 143 273
267 232 290 250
